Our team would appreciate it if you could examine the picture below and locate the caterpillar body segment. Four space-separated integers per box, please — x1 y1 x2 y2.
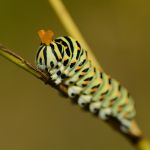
36 30 136 134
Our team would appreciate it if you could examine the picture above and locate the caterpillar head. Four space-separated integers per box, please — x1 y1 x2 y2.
35 30 61 71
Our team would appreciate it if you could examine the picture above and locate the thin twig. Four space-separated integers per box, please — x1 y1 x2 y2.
137 139 150 150
0 44 48 82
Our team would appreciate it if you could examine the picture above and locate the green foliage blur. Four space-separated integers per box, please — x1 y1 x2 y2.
0 0 150 150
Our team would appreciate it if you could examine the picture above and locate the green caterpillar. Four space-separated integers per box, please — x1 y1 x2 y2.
36 30 136 134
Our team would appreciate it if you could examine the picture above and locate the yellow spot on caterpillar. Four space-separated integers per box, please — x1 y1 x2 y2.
64 46 68 49
76 66 81 70
116 91 121 97
124 112 129 118
83 81 89 84
118 106 123 112
71 59 76 63
38 29 54 45
125 98 129 104
91 88 97 92
81 72 86 75
64 56 69 61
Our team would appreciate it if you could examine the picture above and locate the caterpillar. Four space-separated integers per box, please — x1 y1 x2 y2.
35 30 136 134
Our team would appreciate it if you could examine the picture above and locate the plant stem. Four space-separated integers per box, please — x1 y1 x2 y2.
0 44 48 82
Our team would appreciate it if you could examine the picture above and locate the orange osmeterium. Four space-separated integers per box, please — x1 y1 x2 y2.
38 30 54 45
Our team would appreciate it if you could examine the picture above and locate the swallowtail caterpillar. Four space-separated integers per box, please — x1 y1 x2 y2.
36 30 142 139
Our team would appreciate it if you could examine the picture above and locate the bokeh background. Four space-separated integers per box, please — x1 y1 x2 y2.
0 0 150 150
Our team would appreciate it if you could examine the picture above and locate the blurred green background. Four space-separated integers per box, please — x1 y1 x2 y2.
0 0 150 150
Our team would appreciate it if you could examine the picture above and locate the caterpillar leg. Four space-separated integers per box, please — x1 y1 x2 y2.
68 85 82 98
78 95 92 107
99 108 112 120
89 101 102 113
120 120 131 133
49 62 65 84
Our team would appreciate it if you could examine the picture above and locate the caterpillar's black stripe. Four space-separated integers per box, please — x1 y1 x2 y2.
66 48 71 56
50 43 59 61
36 46 44 61
43 47 47 66
55 37 74 56
39 57 42 65
64 59 69 66
79 59 86 66
56 43 64 58
76 50 81 60
76 41 81 49
70 62 76 68
55 39 68 47
84 76 93 81
64 36 74 52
